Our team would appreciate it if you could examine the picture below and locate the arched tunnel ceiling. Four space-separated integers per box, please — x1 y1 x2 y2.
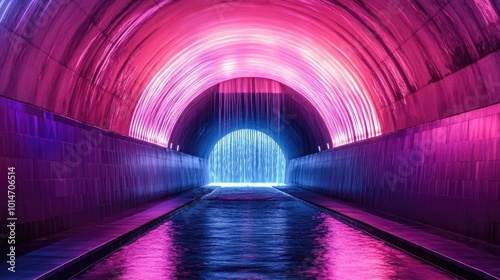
0 0 499 157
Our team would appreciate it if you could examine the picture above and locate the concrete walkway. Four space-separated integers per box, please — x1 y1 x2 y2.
0 187 216 280
276 186 500 280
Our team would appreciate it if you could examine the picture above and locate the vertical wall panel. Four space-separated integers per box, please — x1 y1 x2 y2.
287 103 500 245
0 96 208 243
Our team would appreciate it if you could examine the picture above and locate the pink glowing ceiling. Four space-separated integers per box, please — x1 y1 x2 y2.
128 0 383 147
0 0 499 156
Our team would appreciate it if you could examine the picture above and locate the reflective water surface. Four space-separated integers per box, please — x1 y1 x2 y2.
75 187 456 279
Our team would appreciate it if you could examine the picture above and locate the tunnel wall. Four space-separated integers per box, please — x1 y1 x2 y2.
287 103 500 245
0 96 209 243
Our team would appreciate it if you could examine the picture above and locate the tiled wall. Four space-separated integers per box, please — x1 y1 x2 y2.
287 103 500 244
0 96 208 243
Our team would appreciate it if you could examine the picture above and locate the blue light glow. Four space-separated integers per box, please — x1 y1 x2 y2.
208 129 286 183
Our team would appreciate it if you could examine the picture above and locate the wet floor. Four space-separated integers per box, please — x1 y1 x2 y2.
74 187 457 279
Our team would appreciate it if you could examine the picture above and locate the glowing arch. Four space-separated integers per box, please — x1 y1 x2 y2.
129 1 382 148
208 129 286 183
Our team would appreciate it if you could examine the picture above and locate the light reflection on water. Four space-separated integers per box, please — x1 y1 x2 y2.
75 187 456 280
207 129 286 183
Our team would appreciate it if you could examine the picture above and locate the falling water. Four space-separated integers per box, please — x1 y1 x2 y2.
208 129 286 183
205 78 288 184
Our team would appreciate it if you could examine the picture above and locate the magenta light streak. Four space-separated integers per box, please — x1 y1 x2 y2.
125 1 382 147
218 78 283 94
473 0 499 24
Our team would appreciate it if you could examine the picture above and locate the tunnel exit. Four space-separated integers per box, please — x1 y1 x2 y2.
208 129 286 184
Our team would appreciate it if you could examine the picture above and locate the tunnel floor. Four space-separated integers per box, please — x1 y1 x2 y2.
73 187 455 279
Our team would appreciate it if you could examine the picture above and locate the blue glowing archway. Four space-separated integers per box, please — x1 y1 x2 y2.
208 129 286 183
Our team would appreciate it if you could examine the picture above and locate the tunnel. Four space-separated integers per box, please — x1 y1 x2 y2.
0 0 499 278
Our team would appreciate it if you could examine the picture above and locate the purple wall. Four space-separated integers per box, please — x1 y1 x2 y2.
287 103 500 245
0 96 208 243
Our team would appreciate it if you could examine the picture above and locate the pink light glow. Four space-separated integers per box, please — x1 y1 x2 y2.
473 0 499 24
125 1 382 147
218 77 283 94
